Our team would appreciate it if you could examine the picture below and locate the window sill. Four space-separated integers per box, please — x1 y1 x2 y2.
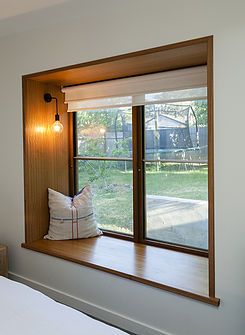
21 236 220 306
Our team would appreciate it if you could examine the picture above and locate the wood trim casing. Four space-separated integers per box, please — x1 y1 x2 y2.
22 237 220 307
207 36 215 298
23 37 209 87
22 35 217 304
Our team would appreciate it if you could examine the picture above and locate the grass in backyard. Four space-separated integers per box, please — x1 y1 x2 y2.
94 188 133 234
146 166 208 201
79 164 208 232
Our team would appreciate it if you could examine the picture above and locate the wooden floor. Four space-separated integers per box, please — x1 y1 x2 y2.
22 236 219 306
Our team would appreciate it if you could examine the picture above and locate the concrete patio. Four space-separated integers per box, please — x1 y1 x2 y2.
146 195 208 249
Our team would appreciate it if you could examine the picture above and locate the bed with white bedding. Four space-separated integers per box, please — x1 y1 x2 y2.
0 276 127 335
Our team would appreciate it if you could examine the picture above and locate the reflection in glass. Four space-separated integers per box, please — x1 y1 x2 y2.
144 101 208 161
77 160 133 235
76 107 132 158
145 162 208 249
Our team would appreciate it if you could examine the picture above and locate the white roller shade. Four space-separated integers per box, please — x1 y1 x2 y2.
62 66 207 112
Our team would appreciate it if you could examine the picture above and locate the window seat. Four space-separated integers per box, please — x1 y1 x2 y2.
22 236 219 306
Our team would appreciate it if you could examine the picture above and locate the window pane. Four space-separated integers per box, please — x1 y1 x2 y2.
145 162 208 249
76 107 132 158
77 160 133 235
145 101 208 161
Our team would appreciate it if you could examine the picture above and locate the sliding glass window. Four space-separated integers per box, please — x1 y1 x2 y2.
143 100 208 250
65 65 209 253
75 108 133 235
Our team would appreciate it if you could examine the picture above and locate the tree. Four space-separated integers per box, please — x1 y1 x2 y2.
192 100 208 126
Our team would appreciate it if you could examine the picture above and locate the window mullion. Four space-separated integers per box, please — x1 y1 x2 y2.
70 113 78 196
132 106 145 243
70 112 77 195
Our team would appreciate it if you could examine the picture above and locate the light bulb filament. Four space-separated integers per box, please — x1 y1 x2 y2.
51 120 63 133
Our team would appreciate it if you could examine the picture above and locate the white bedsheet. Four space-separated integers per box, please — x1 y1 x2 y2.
0 276 127 335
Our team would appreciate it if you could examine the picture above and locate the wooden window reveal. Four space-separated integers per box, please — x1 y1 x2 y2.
22 36 216 301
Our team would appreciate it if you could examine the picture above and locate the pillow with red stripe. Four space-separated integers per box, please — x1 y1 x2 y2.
44 186 102 240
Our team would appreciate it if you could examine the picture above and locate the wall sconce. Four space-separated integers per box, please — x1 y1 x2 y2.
44 93 63 133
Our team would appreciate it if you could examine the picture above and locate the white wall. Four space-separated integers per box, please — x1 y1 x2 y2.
0 1 245 334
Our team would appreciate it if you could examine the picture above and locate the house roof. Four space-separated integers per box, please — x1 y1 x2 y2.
145 114 186 129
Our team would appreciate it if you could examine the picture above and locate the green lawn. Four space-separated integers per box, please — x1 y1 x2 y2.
146 167 208 200
79 164 208 233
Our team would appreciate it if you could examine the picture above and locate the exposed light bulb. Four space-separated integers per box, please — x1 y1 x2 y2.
44 93 64 134
51 120 63 133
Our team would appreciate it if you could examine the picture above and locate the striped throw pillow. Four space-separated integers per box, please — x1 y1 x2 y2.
44 186 102 240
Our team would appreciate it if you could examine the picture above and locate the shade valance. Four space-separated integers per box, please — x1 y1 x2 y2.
62 66 207 111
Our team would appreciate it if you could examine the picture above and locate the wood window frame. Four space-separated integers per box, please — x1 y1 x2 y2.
22 36 217 303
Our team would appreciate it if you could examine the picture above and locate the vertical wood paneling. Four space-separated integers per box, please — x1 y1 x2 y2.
23 79 69 243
